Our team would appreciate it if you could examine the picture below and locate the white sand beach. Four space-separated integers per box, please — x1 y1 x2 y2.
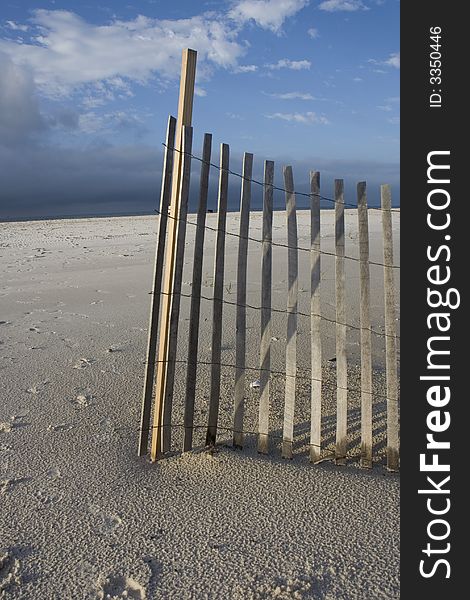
0 210 399 599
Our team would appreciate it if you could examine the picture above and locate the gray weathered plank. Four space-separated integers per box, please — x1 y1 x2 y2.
183 133 212 452
233 152 254 448
138 115 176 456
357 182 373 468
282 166 298 459
161 126 193 453
381 184 399 471
258 160 274 454
309 171 322 463
205 143 230 447
335 179 348 465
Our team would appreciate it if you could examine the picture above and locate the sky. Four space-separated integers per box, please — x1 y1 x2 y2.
0 0 399 218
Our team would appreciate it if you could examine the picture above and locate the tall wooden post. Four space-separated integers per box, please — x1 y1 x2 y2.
151 49 197 462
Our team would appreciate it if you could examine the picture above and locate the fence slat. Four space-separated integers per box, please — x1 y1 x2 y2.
151 50 196 462
335 179 348 465
282 166 298 459
381 184 399 471
258 160 274 454
206 143 230 447
183 133 212 452
357 182 373 468
233 152 254 449
161 126 193 453
309 171 322 463
138 115 176 456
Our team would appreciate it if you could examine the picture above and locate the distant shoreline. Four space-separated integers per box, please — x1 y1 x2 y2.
0 205 400 224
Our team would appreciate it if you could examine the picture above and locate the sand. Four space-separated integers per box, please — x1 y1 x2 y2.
0 211 399 599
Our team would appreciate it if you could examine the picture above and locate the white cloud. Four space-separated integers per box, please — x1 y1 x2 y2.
307 27 319 38
265 111 329 124
79 78 135 109
78 111 105 134
368 52 400 70
353 77 363 82
318 0 368 11
5 20 29 32
226 112 244 120
78 109 147 134
0 9 318 108
267 58 311 70
384 52 400 69
81 95 107 109
0 10 245 98
229 0 309 33
233 64 258 73
387 116 400 125
377 104 392 111
266 91 315 99
194 86 207 97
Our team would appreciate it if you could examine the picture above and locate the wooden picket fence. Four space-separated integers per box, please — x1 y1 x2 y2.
137 115 400 471
137 48 399 471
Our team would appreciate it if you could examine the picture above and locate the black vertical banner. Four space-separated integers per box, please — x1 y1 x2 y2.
401 3 464 598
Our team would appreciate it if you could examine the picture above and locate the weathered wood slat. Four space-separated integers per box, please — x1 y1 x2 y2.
381 184 399 471
233 152 254 449
258 160 274 454
151 49 197 462
205 143 230 447
335 179 348 465
183 133 212 452
161 126 193 453
138 115 176 456
309 171 322 463
282 166 298 459
357 182 373 468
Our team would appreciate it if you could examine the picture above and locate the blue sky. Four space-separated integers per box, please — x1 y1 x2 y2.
0 1 399 217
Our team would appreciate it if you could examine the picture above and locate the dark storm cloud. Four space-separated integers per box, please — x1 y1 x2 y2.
0 50 46 146
0 142 164 219
46 110 80 130
0 139 399 219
